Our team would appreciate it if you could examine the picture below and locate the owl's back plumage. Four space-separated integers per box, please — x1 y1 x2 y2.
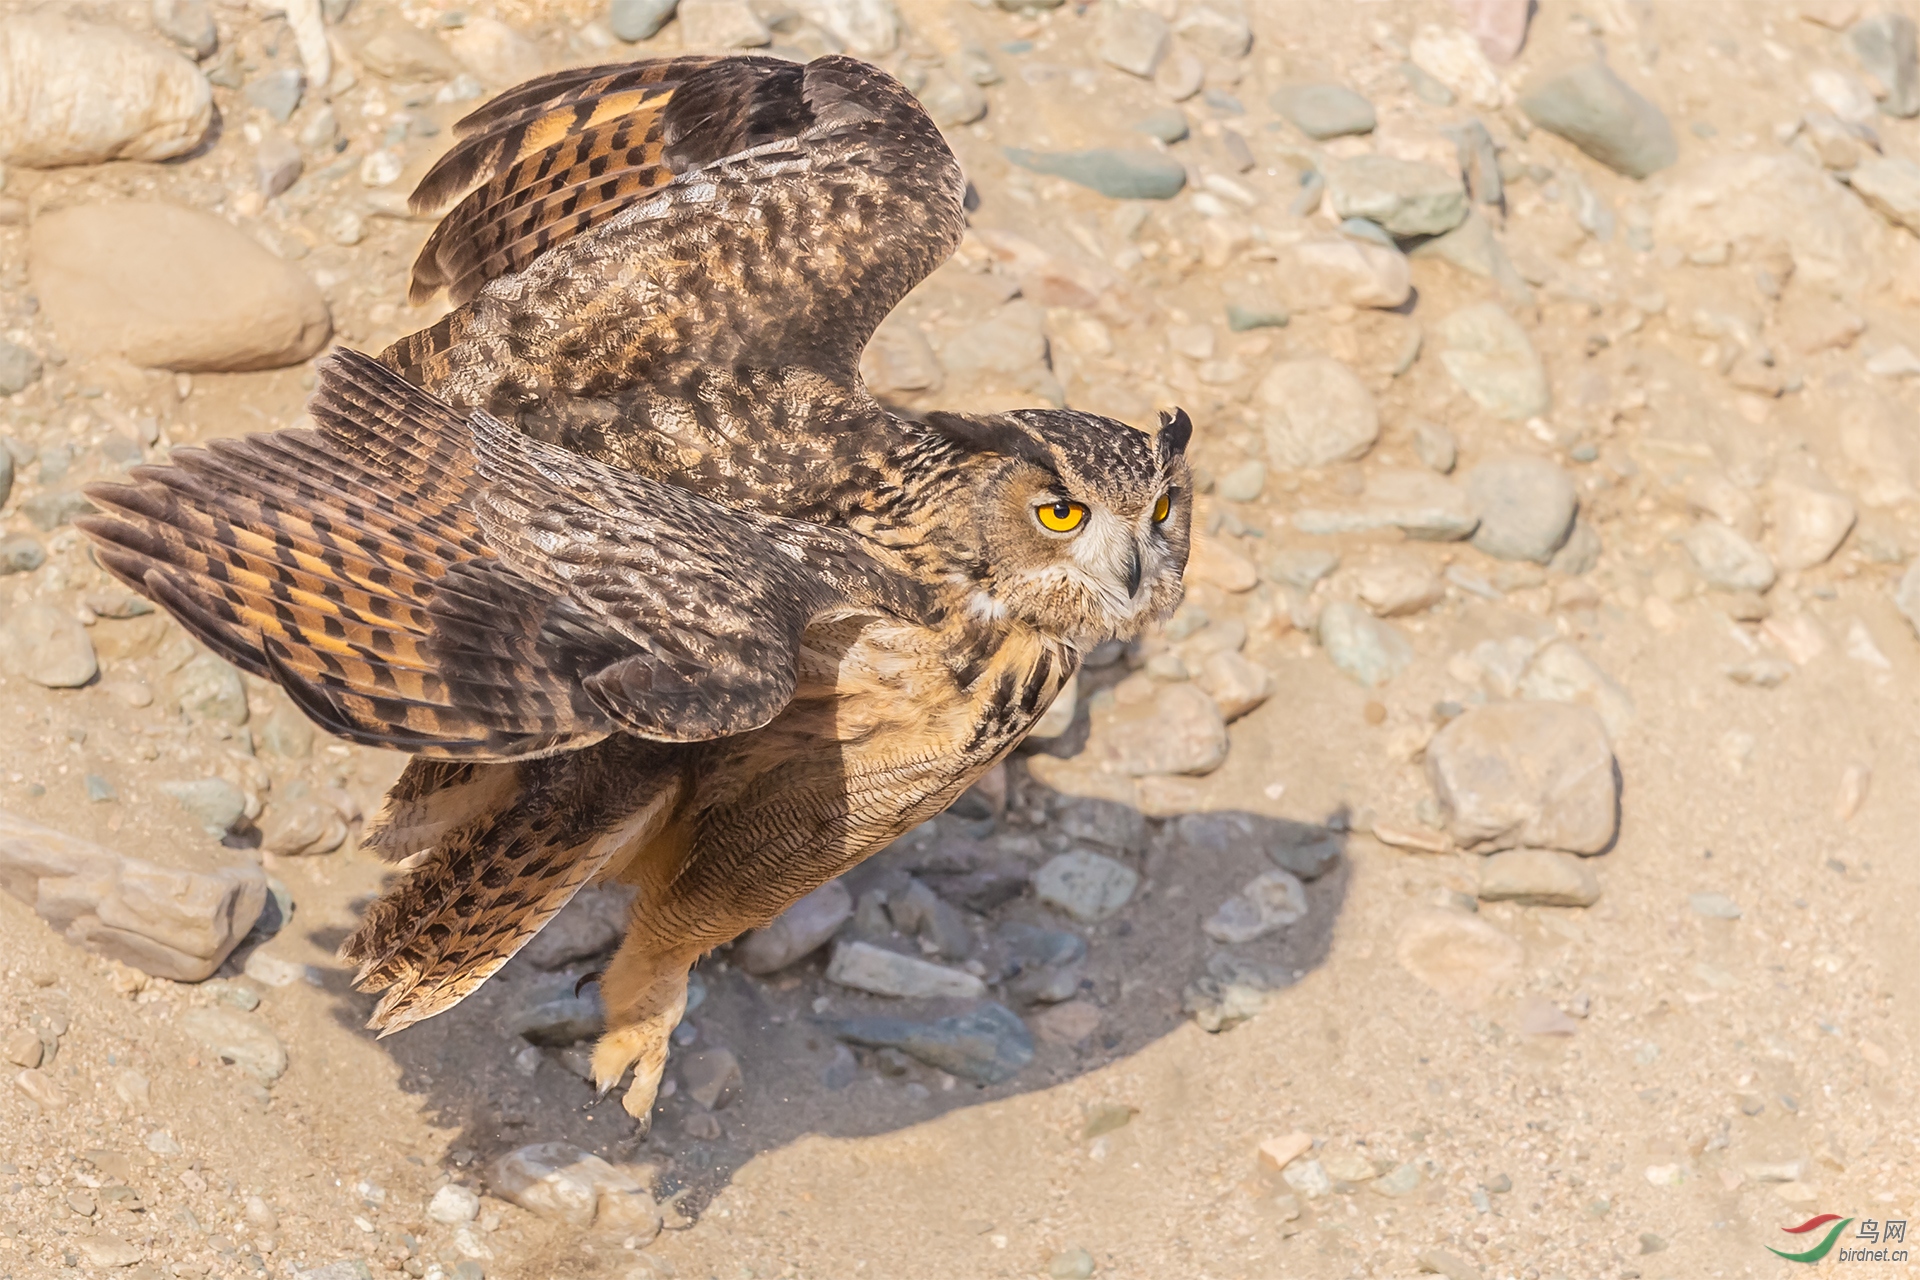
79 53 1192 1122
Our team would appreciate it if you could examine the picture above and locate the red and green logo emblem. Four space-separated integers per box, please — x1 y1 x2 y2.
1769 1215 1854 1263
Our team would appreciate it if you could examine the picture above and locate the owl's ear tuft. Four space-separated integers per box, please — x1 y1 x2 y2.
1157 408 1192 459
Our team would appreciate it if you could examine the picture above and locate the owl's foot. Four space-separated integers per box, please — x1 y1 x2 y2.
590 951 691 1123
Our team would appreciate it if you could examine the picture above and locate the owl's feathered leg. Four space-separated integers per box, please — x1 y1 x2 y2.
591 938 698 1125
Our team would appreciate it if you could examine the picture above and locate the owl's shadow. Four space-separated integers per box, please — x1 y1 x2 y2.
311 774 1350 1243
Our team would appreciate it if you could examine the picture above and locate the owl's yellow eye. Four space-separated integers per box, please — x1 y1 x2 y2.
1035 500 1088 533
1153 492 1173 523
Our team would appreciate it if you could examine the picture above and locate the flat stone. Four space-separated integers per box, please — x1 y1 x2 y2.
825 940 986 998
1464 455 1576 563
1283 235 1411 309
2 603 97 687
1058 797 1148 853
735 878 852 973
1655 153 1883 292
1083 682 1229 776
0 14 213 166
1850 12 1919 117
171 653 248 725
260 797 347 857
1346 553 1445 617
1519 58 1676 177
1196 649 1273 721
0 340 43 395
1261 547 1339 590
1294 469 1478 542
1282 1158 1333 1197
1425 702 1619 853
1133 106 1189 143
791 0 901 57
1035 849 1138 922
1689 891 1742 920
21 490 96 530
1204 869 1308 943
31 202 329 372
510 992 604 1046
1168 811 1342 880
1174 1 1250 58
1257 1132 1314 1172
1270 83 1375 139
679 1047 742 1109
828 1001 1033 1084
997 922 1086 1004
428 1183 480 1225
1317 601 1412 687
1418 1247 1486 1280
520 884 632 969
1325 155 1469 237
1396 909 1523 1008
1478 849 1601 907
242 67 304 123
1517 641 1635 740
1094 4 1168 77
255 133 303 197
886 879 972 960
179 1006 286 1081
75 1236 143 1268
1187 536 1258 592
1258 357 1378 468
1681 521 1777 592
162 778 247 837
1849 155 1920 234
610 0 679 41
1031 999 1101 1045
444 16 545 86
352 15 460 79
242 949 311 989
1437 303 1550 421
295 1264 374 1280
1216 459 1266 501
153 0 217 59
489 1142 660 1236
1004 147 1187 199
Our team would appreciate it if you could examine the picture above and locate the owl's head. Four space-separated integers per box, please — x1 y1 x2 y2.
930 407 1193 647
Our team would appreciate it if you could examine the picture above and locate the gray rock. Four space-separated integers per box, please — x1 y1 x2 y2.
1447 118 1504 206
825 940 986 998
179 1005 285 1081
260 796 346 856
1317 601 1412 687
354 15 462 78
1402 59 1456 106
1293 469 1478 542
679 1047 741 1109
1133 106 1189 143
1519 59 1676 178
1034 849 1138 922
1084 683 1229 776
3 603 97 687
1324 155 1469 237
1196 649 1273 720
1410 212 1535 304
610 0 679 41
256 134 303 198
1258 357 1378 468
1412 423 1458 477
171 653 249 724
1848 156 1920 234
887 878 973 959
828 1001 1033 1083
1094 4 1169 77
1182 968 1269 1032
511 992 604 1046
1464 455 1576 563
0 811 265 980
1346 553 1444 617
428 1183 480 1225
489 1143 660 1235
1417 1248 1486 1280
792 0 901 57
1478 848 1601 907
1174 1 1250 59
1518 640 1634 740
1689 892 1741 920
997 922 1086 1004
0 536 43 575
1261 547 1339 590
1375 1162 1423 1197
152 0 218 59
735 878 852 973
1168 811 1341 880
162 778 248 837
1226 302 1290 331
1851 12 1919 117
1680 521 1776 592
917 68 986 128
1204 869 1307 943
1436 303 1549 421
1270 83 1375 139
1425 702 1618 854
1057 797 1148 854
1216 459 1266 501
257 706 314 759
1004 147 1187 199
21 490 96 530
298 1262 375 1280
1549 521 1602 576
0 340 42 396
243 68 305 123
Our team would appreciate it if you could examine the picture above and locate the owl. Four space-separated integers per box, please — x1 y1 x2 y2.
78 54 1193 1123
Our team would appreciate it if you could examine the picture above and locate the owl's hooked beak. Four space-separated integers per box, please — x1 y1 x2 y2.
1124 540 1143 598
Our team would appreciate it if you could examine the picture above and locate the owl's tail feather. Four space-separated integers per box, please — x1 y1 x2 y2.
342 739 687 1034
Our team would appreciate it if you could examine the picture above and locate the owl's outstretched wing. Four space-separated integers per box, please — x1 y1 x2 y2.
78 351 925 757
386 53 967 425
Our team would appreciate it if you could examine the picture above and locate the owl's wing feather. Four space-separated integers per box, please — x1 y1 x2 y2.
79 351 922 756
386 53 967 409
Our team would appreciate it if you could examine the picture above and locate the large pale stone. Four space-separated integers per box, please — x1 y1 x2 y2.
734 879 853 974
1425 702 1619 853
0 14 212 166
489 1143 661 1237
1395 910 1522 1008
1259 358 1379 468
1654 153 1884 292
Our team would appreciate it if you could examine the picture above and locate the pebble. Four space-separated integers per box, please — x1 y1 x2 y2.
998 921 1086 1004
1094 4 1168 77
1257 1132 1313 1172
1 603 96 687
1850 12 1919 117
1452 0 1532 62
1463 455 1576 563
510 991 604 1046
1477 848 1601 907
1031 999 1101 1045
1324 155 1469 238
1186 536 1259 592
1169 812 1342 880
1518 58 1677 178
1258 357 1378 468
829 1002 1033 1084
353 14 461 79
255 133 303 198
0 339 42 395
31 202 330 371
1284 235 1411 309
242 949 310 988
1034 849 1139 922
76 1237 142 1268
1203 869 1307 943
1347 553 1445 617
444 16 546 85
825 940 986 998
1395 909 1523 1009
1047 1247 1096 1280
1269 83 1375 139
679 1047 742 1110
1410 24 1503 106
887 879 972 959
736 878 853 973
243 68 305 123
1059 798 1149 854
297 1263 375 1280
1413 420 1458 474
179 1006 286 1081
260 796 348 856
1424 702 1619 853
1133 106 1190 144
428 1183 480 1226
1295 469 1479 542
1282 1158 1333 1198
1216 459 1266 502
172 653 249 724
163 778 248 837
1317 601 1412 687
21 490 95 530
1516 641 1635 740
1084 682 1228 776
1003 147 1186 199
152 0 218 59
1262 547 1340 590
1175 1 1249 58
1680 520 1777 593
489 1143 660 1237
1436 303 1550 421
1848 155 1920 234
1689 891 1742 920
0 13 213 166
610 0 680 42
4 1028 41 1068
1195 649 1273 721
1417 1248 1486 1280
793 0 901 57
